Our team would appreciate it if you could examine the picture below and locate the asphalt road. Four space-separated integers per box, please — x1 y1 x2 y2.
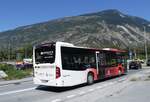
0 69 148 102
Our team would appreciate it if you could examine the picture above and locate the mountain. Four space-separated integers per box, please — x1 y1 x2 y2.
0 9 150 50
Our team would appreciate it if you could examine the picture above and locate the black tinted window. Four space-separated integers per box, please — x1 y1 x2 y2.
61 47 96 70
35 44 55 64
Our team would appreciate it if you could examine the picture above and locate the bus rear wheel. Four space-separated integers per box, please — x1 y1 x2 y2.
87 73 94 85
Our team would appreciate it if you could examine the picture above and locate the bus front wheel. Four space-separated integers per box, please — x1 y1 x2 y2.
87 73 94 85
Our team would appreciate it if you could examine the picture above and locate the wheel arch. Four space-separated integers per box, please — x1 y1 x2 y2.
87 68 98 80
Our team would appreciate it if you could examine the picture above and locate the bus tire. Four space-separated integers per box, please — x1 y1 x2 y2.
87 73 94 85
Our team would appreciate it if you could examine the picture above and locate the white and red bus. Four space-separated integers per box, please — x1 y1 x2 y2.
33 42 127 87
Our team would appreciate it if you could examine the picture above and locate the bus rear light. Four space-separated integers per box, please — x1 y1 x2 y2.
56 66 61 79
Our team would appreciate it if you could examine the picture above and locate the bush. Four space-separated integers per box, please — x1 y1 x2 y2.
0 64 31 80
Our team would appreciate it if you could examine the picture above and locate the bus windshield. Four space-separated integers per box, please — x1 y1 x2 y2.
35 44 55 64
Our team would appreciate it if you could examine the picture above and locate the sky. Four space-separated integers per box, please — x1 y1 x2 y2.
0 0 150 32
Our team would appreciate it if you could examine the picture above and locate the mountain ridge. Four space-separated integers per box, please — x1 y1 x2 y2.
0 9 150 50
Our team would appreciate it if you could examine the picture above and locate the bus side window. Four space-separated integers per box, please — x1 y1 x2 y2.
83 56 88 63
72 55 80 70
83 56 91 68
73 55 89 70
99 53 106 67
89 56 96 68
62 54 72 70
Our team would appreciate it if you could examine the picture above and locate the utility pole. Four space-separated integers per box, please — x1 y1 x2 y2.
8 41 11 61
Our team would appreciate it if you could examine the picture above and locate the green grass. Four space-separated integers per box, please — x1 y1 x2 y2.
0 64 32 80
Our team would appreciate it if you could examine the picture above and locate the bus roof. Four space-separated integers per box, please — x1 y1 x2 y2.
35 41 74 48
35 41 126 53
102 48 126 52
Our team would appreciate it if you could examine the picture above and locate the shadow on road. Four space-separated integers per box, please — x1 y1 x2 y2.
35 74 127 93
35 84 86 93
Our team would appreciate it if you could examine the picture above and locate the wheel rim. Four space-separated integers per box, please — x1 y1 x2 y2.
88 74 93 84
118 70 121 75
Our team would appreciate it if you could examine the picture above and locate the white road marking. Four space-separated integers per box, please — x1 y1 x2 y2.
107 82 114 85
66 94 76 98
96 86 102 89
50 80 123 102
0 84 10 88
51 99 62 102
88 88 94 92
96 82 115 89
0 87 36 96
101 83 110 87
78 91 86 95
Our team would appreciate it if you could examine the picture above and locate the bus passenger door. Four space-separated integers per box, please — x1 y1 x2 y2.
97 52 106 79
95 51 99 76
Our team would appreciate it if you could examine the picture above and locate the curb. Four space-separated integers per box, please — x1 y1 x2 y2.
0 77 33 86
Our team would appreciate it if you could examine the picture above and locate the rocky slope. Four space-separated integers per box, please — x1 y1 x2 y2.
0 9 150 50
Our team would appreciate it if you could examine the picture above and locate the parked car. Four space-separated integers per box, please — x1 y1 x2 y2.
129 61 142 69
15 61 24 70
16 58 33 70
147 59 150 66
